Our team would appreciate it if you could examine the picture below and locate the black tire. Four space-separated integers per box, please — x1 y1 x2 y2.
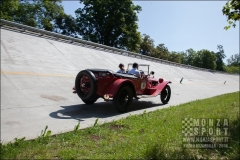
75 70 97 101
160 85 171 104
113 85 133 113
82 95 99 104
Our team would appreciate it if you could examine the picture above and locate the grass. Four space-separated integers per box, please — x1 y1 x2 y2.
1 92 239 159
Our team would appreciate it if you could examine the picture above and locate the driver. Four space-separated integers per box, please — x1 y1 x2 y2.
128 62 141 77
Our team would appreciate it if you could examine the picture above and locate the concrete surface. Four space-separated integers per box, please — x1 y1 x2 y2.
1 28 239 143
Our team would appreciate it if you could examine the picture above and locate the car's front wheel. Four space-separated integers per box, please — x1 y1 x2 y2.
160 85 171 104
82 95 99 104
113 85 133 113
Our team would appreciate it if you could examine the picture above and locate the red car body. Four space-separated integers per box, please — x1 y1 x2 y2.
73 64 171 112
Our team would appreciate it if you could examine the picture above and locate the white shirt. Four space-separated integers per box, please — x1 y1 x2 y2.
128 68 140 77
117 69 125 74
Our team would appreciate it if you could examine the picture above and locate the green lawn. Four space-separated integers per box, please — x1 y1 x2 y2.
1 92 239 159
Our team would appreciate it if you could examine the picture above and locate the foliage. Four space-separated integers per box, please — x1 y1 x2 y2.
54 14 78 37
75 0 142 52
224 53 240 74
73 122 80 132
13 137 26 146
179 51 187 65
139 34 155 56
13 1 38 27
40 126 52 138
168 51 182 63
223 65 239 74
185 48 197 66
36 126 52 144
194 49 216 70
222 0 240 30
202 50 217 70
227 53 240 66
94 118 99 127
152 44 170 60
215 45 226 71
33 0 65 31
1 0 66 31
0 0 19 21
138 34 220 71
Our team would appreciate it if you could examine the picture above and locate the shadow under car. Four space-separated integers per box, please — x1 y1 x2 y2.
49 99 164 121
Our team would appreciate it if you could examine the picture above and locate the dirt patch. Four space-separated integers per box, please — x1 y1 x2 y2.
139 129 144 133
109 124 128 130
89 135 102 141
41 95 67 102
53 155 59 159
5 121 20 125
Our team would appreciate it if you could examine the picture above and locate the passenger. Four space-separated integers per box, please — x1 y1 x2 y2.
128 62 141 77
117 63 126 73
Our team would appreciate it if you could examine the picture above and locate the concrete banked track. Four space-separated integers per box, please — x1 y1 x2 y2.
1 26 239 143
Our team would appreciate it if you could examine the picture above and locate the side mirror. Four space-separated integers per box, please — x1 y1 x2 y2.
150 71 155 75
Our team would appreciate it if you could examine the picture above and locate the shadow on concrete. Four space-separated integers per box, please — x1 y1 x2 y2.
49 99 163 121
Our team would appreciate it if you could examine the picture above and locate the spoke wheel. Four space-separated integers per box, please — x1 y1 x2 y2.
113 85 133 113
82 95 99 104
75 70 97 102
160 85 171 104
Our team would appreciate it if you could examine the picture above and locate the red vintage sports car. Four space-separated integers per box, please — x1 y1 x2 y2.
73 63 171 112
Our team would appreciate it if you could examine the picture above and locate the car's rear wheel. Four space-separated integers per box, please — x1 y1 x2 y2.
113 85 133 113
75 70 97 101
160 85 171 104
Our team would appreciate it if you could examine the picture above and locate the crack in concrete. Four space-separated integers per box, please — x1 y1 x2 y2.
47 40 79 69
1 40 15 64
1 105 46 110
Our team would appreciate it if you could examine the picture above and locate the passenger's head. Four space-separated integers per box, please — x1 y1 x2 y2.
119 63 124 70
132 62 138 69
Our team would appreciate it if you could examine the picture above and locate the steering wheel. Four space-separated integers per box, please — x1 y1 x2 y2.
139 70 145 79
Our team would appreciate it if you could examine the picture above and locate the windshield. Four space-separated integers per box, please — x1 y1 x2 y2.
127 64 149 75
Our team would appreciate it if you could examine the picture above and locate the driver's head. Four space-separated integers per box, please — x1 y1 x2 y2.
133 62 138 69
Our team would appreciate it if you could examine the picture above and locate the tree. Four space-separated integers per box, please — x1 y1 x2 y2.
223 65 239 74
75 0 142 52
222 0 240 30
196 50 216 70
0 0 38 27
1 0 65 31
179 51 187 65
139 34 155 56
0 0 19 21
185 48 197 66
153 44 170 60
13 1 38 27
227 53 240 66
215 45 226 71
54 14 77 37
168 51 181 63
32 0 65 31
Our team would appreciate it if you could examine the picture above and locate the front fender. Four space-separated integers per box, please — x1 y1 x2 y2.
151 81 171 96
102 79 136 98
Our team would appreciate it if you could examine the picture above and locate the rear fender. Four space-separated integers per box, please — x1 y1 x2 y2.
151 81 171 96
102 79 136 98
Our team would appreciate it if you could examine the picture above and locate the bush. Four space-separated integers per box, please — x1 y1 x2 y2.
223 65 239 74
